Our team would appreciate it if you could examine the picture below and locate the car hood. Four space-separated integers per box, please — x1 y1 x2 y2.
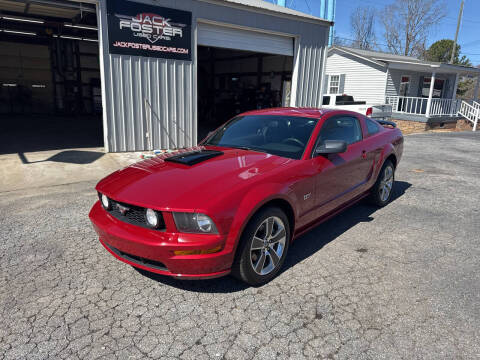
96 147 293 211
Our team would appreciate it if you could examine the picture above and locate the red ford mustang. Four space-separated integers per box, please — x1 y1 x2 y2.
89 108 403 285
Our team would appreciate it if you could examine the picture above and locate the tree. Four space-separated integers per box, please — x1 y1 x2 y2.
382 0 446 57
350 6 376 50
425 39 472 66
332 36 351 47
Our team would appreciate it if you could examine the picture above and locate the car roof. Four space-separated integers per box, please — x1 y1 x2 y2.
239 107 337 119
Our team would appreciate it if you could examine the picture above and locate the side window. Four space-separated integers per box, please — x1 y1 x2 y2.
366 118 380 135
316 116 362 148
322 96 330 105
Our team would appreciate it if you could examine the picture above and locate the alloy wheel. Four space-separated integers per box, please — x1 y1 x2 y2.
379 165 394 202
249 216 287 276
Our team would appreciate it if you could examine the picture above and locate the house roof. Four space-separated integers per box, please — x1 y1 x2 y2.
204 0 333 25
329 46 480 74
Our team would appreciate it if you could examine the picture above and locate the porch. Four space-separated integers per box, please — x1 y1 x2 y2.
385 65 480 123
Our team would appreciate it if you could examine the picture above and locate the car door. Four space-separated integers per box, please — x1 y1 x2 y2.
361 116 385 188
311 114 372 216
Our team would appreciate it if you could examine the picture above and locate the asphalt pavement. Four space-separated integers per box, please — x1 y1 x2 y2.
1 131 479 359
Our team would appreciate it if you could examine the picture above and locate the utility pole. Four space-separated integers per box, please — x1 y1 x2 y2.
450 0 464 64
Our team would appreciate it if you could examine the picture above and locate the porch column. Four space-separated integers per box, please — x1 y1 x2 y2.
452 73 460 100
425 72 436 117
474 76 480 102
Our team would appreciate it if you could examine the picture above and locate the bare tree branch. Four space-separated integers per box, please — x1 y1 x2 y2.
350 6 376 50
382 0 446 57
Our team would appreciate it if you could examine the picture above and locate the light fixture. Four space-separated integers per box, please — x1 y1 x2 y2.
59 35 83 40
3 30 36 36
2 16 44 24
64 23 98 31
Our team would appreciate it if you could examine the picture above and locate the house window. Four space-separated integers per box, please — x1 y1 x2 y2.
421 77 445 98
329 75 340 94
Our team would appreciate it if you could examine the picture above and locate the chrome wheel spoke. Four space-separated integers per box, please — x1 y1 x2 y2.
269 228 286 244
268 249 280 267
265 217 274 239
254 251 266 273
251 236 264 250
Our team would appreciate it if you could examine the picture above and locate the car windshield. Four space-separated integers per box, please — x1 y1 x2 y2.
204 115 318 160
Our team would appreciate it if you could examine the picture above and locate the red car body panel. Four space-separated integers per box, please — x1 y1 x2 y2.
89 108 403 279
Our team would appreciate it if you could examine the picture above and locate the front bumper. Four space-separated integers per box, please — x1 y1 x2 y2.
89 201 233 279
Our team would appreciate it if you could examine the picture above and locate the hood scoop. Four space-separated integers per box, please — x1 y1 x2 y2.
164 150 224 166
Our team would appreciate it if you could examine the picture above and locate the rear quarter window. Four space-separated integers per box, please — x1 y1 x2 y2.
366 118 380 135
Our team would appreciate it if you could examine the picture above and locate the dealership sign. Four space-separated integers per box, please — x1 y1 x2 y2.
106 0 192 60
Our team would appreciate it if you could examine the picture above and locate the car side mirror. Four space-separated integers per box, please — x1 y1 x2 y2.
315 140 347 155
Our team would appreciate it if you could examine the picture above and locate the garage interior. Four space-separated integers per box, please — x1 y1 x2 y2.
0 0 102 155
197 46 293 140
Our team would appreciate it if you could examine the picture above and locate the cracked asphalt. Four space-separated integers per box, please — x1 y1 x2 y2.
1 131 479 359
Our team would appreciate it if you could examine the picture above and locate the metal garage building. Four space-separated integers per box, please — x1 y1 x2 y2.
0 0 331 153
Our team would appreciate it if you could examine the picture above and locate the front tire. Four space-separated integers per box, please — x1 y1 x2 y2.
369 160 395 207
231 207 290 286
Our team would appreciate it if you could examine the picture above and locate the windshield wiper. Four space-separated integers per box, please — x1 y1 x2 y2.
206 144 267 153
229 145 268 153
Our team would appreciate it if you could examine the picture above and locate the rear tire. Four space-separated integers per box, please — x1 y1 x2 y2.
231 207 290 286
369 160 395 207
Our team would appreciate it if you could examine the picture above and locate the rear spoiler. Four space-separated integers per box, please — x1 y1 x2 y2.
377 119 396 128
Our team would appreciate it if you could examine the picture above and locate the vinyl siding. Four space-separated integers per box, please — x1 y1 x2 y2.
325 51 387 104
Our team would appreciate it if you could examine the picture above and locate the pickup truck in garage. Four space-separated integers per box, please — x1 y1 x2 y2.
323 94 392 120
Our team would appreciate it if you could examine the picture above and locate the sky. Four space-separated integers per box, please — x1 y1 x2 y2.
269 0 480 65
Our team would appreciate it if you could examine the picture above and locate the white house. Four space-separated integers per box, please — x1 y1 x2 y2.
324 46 480 127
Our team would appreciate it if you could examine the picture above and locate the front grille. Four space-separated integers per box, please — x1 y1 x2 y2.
105 242 168 271
99 193 165 230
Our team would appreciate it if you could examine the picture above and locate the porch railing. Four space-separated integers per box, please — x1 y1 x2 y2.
430 98 461 116
386 96 460 117
458 100 480 131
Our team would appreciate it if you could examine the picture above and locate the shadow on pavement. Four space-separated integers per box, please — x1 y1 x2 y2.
282 180 412 274
18 150 105 165
137 180 412 293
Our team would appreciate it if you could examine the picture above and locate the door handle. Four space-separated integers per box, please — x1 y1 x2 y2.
362 150 367 159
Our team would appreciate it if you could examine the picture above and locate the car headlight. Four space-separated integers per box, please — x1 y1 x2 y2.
173 212 218 234
99 193 111 210
145 208 159 228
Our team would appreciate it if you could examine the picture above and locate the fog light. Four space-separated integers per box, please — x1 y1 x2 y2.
101 194 110 210
145 208 159 228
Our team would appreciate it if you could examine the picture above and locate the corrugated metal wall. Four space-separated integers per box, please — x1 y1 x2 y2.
98 0 329 152
105 56 195 152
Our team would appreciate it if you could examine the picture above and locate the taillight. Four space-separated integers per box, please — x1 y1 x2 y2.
366 107 373 117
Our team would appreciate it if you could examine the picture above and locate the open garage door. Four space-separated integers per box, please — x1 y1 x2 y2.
198 22 294 56
0 0 104 154
197 46 294 140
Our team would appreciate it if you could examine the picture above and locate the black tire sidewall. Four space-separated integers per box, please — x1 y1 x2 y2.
233 207 290 286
